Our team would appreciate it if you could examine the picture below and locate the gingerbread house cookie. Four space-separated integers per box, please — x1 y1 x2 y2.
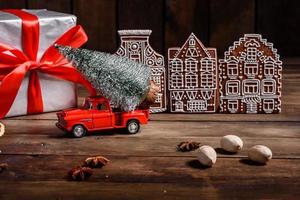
115 30 166 113
168 33 218 113
219 34 282 114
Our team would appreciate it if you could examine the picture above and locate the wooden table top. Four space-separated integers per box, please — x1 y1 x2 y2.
0 61 299 200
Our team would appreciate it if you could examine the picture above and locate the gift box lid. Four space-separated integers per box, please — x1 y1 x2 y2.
0 9 77 61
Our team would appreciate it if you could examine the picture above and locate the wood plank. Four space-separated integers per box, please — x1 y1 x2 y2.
27 0 72 13
150 113 300 122
0 155 299 183
0 0 26 9
2 119 300 138
6 112 300 122
257 0 300 57
0 155 299 199
1 131 299 158
0 180 298 200
282 58 300 66
165 0 209 50
209 0 255 57
73 0 117 53
6 106 300 121
117 0 164 53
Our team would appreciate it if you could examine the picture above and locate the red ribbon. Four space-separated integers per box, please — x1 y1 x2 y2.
0 9 96 118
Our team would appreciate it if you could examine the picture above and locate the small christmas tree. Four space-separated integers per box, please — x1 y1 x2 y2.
55 44 155 111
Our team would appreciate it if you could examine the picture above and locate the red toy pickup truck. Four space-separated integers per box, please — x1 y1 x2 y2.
56 96 149 137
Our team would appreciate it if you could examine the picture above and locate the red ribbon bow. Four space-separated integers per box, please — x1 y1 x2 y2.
0 9 96 118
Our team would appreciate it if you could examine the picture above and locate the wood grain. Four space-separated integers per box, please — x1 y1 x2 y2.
165 0 209 51
3 119 300 138
1 155 299 182
209 0 255 57
73 0 117 53
0 62 299 199
0 1 299 198
257 0 300 56
0 180 298 200
1 0 298 57
0 0 26 9
6 111 300 122
117 0 164 53
0 156 299 199
1 133 300 158
27 0 72 13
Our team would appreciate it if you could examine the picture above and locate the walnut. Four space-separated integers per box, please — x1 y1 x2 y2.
177 141 200 152
197 145 217 167
0 122 5 137
248 145 272 164
84 156 109 168
69 166 93 181
0 163 8 173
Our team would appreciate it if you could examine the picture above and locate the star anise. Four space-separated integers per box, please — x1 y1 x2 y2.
84 156 109 168
0 163 8 173
177 141 200 152
69 166 93 181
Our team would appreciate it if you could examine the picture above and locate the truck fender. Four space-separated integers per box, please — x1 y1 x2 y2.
71 123 88 132
125 118 140 125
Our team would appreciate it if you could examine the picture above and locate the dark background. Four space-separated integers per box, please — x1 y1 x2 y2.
1 0 300 58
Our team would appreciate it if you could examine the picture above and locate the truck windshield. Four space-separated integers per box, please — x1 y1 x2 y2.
83 100 92 110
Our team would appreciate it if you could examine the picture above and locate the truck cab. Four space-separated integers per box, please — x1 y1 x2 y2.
56 96 149 137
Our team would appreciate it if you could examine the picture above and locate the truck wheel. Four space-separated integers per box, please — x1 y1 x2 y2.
72 125 86 138
126 120 140 134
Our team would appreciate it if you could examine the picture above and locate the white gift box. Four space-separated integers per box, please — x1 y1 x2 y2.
0 9 78 117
